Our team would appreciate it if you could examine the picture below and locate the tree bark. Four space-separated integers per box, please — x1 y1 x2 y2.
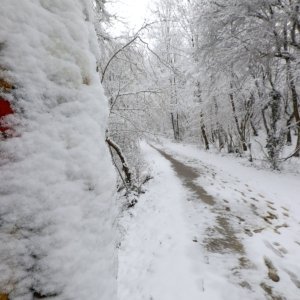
106 137 132 185
171 112 177 140
250 120 258 137
176 113 180 140
201 124 209 150
286 113 294 145
200 113 209 150
286 58 300 156
229 88 247 151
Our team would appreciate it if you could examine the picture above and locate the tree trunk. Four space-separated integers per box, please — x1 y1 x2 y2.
176 113 180 140
286 113 294 146
106 137 132 186
250 120 258 137
227 131 234 153
262 106 270 136
201 125 209 150
200 113 209 150
265 90 283 169
229 88 247 151
171 112 178 140
286 58 300 156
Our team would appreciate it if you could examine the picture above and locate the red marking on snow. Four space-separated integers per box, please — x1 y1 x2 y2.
0 97 14 134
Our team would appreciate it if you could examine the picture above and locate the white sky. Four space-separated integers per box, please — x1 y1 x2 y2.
106 0 152 34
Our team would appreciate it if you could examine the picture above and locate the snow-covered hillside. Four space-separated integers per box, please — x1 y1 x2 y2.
0 1 116 299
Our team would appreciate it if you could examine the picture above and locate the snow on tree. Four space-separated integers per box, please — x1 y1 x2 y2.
140 0 300 169
0 1 117 299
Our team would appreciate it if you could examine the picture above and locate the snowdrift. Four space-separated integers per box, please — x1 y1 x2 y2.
0 1 116 299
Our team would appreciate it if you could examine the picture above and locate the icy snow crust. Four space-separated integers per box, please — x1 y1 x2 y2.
0 1 116 299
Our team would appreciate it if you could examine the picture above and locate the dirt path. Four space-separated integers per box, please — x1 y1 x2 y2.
152 145 300 300
154 147 244 254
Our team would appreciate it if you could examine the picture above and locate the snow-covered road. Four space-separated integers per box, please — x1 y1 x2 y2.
118 141 300 300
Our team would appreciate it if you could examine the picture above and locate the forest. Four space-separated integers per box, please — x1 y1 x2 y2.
100 0 300 184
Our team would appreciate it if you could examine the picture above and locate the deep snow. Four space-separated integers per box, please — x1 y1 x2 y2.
0 1 116 299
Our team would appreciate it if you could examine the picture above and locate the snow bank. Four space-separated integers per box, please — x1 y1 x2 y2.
0 1 116 299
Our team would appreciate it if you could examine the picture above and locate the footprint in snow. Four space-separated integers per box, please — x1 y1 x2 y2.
264 257 280 282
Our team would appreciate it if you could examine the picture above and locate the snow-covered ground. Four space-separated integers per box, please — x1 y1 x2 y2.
118 142 203 300
118 140 300 300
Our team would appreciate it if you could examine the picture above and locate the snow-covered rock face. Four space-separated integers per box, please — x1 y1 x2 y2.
0 1 117 299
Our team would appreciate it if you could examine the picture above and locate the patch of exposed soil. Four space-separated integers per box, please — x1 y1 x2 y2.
153 147 215 206
264 257 280 282
205 216 244 254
